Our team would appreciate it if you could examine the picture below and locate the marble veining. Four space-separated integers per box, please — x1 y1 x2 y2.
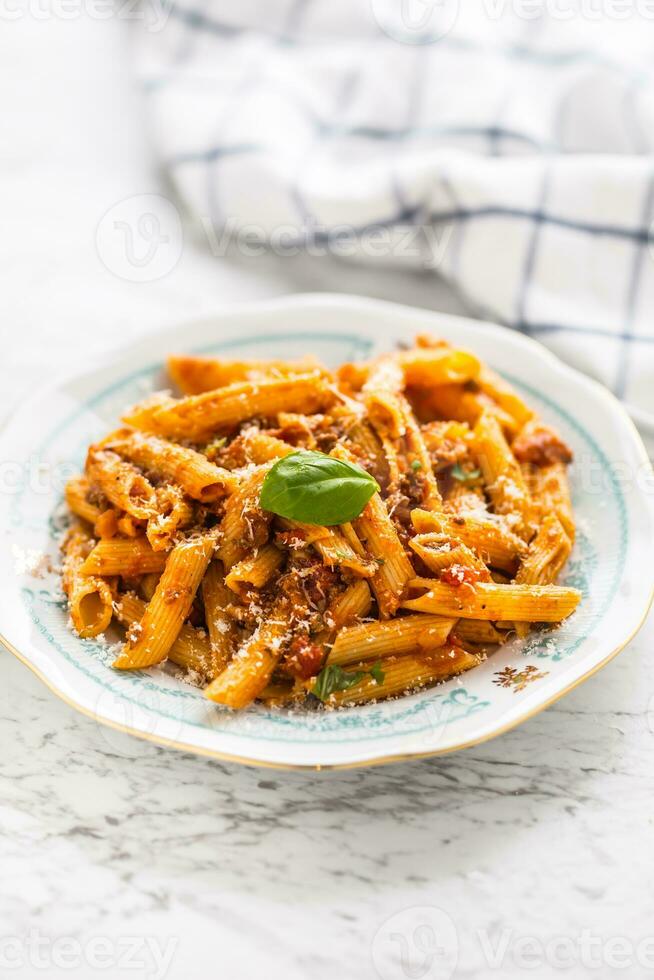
1 620 653 979
0 17 652 975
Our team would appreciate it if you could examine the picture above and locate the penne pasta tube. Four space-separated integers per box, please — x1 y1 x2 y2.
337 360 370 392
81 536 168 577
62 526 113 639
329 580 372 628
452 619 507 646
339 520 369 558
124 374 334 441
399 395 442 509
328 614 456 667
411 509 526 574
319 646 479 706
146 484 195 552
167 354 323 394
397 347 480 387
113 592 223 679
218 465 271 569
409 533 492 581
313 529 375 578
362 357 406 439
354 493 415 617
473 411 534 538
346 419 392 492
138 572 161 601
477 367 534 426
279 519 376 578
204 602 290 709
116 514 145 538
86 448 156 520
411 383 520 437
404 578 581 622
65 476 101 526
104 428 236 502
378 434 402 497
225 544 284 596
444 482 486 513
201 561 239 673
94 508 120 539
515 514 572 586
239 429 295 464
309 580 374 664
523 460 575 543
113 529 218 669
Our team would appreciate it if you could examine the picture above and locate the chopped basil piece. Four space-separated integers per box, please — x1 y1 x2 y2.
451 462 481 483
312 662 386 702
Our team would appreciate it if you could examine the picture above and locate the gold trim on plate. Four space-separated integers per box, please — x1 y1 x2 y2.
1 585 651 771
1 308 653 770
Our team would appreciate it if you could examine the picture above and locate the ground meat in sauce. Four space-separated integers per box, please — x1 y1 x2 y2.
401 470 426 510
430 441 470 472
212 432 251 469
274 528 308 550
512 423 573 467
313 419 351 454
274 559 339 624
298 562 339 610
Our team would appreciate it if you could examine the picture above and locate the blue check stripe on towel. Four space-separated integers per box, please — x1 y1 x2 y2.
137 0 654 434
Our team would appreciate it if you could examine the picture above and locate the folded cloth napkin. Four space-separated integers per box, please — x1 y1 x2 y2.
138 0 654 441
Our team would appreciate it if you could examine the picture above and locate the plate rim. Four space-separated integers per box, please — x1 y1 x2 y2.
1 292 652 769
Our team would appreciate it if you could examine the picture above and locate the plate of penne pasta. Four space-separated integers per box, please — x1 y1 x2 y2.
0 294 651 769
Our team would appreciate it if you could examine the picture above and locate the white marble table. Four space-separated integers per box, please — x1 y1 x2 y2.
1 14 653 980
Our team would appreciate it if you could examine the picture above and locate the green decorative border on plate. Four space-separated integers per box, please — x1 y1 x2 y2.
11 331 628 745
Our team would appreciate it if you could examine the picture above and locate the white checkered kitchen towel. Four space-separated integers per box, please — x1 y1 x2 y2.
138 0 654 443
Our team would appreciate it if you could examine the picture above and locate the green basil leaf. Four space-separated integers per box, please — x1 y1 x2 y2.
312 662 385 703
451 462 481 483
312 665 366 702
260 450 380 526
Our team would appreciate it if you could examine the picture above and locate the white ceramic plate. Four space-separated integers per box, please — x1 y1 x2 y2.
1 294 652 769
